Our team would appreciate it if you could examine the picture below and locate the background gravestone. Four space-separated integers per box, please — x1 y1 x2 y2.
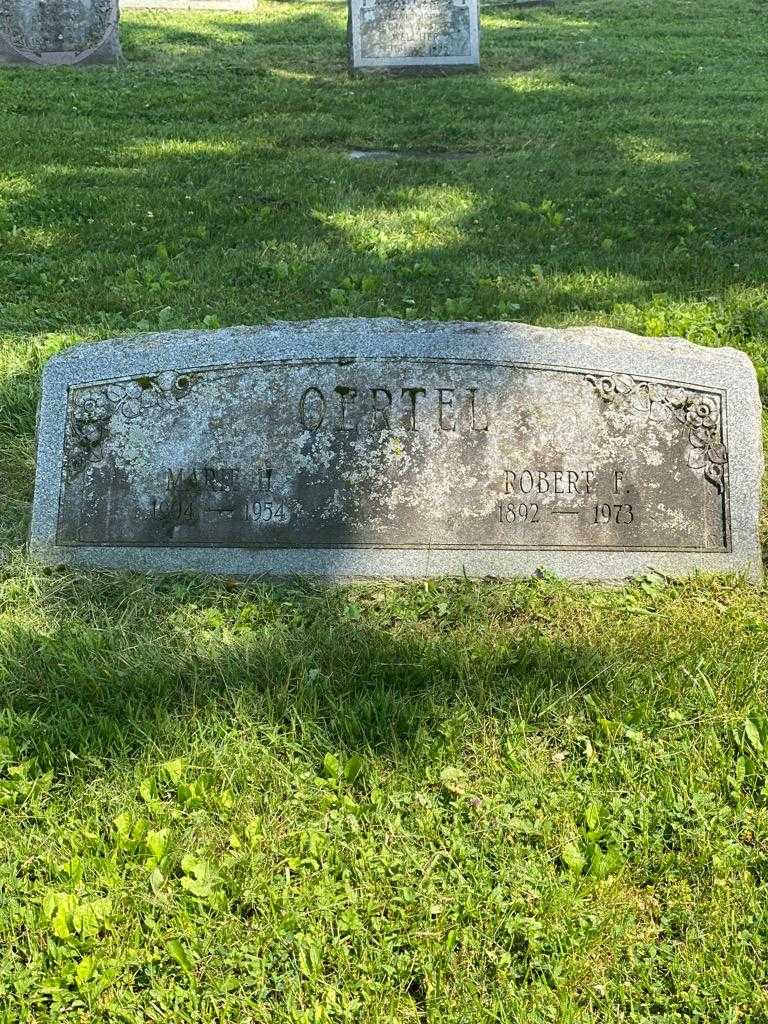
0 0 120 65
29 319 764 582
348 0 479 74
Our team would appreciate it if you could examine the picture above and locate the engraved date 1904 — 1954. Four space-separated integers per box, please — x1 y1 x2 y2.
146 497 291 525
143 464 291 526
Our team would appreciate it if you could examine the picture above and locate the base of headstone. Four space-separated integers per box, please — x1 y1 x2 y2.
351 62 479 76
29 319 763 583
0 36 120 65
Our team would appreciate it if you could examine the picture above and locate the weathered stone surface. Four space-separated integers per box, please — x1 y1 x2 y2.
348 0 479 74
30 319 763 581
0 0 120 66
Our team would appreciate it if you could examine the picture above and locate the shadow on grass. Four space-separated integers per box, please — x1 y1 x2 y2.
0 572 612 770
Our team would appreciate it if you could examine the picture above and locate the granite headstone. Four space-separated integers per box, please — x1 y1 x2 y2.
0 0 120 65
348 0 479 74
29 319 763 581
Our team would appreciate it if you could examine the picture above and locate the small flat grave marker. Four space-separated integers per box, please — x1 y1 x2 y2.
347 149 481 161
29 319 763 581
348 0 480 74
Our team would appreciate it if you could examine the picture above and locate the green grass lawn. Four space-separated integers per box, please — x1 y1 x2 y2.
1 0 768 1019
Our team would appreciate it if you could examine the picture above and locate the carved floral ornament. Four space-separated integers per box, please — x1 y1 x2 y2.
66 371 198 479
585 372 728 492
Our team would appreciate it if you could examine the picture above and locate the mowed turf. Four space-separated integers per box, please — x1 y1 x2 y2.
1 1 768 1020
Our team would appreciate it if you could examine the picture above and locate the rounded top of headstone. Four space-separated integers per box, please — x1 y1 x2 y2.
45 318 756 377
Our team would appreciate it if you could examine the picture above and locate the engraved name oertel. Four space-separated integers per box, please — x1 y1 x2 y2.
56 358 730 552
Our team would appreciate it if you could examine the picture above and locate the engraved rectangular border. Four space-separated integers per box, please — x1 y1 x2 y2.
54 355 732 555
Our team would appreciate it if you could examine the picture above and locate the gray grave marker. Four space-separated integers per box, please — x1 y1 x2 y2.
0 0 120 65
30 319 763 581
348 0 479 74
